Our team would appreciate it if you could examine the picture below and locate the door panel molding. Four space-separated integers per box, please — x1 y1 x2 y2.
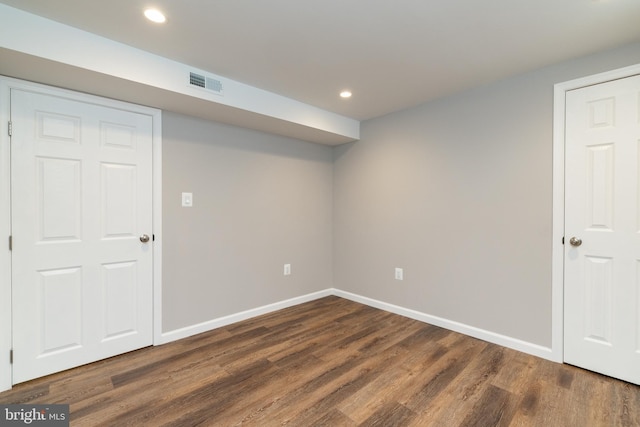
0 76 162 392
552 63 640 364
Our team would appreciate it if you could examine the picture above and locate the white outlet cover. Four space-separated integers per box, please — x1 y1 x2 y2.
284 264 291 275
395 267 404 280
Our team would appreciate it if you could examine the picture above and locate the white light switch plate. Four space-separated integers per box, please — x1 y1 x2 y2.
182 192 193 207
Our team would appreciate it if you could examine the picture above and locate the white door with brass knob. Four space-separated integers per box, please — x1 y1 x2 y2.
564 74 640 385
11 87 154 384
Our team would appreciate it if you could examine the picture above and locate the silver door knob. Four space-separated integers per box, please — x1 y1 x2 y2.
569 237 582 247
140 234 150 243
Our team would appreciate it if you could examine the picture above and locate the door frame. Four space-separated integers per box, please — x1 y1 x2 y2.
551 63 640 363
0 76 163 392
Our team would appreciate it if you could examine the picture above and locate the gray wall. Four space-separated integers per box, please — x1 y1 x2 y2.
333 42 640 347
162 112 333 332
160 41 640 348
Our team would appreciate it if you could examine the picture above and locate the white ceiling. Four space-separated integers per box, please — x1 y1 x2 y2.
1 0 640 121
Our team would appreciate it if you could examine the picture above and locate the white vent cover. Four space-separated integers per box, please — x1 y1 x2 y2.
189 72 223 95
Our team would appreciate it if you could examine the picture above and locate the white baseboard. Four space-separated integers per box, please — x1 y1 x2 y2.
158 287 554 362
332 289 555 362
0 286 562 393
157 289 333 344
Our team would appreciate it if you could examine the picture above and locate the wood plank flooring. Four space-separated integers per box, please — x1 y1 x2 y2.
1 296 639 426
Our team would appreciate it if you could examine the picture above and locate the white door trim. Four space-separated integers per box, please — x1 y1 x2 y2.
0 76 162 392
552 63 640 363
0 79 11 392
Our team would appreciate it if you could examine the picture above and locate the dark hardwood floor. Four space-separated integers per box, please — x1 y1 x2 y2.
1 296 639 426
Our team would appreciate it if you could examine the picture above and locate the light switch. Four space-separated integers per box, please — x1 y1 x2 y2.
182 192 193 207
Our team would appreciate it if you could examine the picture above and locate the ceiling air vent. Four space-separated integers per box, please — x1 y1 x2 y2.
189 72 223 95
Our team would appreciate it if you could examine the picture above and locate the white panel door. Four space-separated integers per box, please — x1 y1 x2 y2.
564 74 640 385
11 89 153 384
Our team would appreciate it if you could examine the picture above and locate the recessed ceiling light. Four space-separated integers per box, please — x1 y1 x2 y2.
144 8 166 23
340 90 352 99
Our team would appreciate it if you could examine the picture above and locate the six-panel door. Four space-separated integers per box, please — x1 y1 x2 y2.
564 74 640 385
11 89 153 384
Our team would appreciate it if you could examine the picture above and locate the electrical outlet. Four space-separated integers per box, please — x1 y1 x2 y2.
395 267 404 281
284 264 291 276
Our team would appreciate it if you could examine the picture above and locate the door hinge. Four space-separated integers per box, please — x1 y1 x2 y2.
7 121 12 137
8 235 12 251
9 349 13 364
